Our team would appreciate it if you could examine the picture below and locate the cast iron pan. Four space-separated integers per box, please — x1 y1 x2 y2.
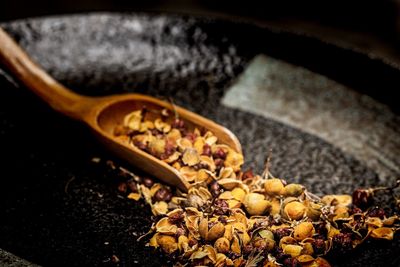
0 13 399 267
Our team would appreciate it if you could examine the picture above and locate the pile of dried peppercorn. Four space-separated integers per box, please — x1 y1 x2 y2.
109 108 400 267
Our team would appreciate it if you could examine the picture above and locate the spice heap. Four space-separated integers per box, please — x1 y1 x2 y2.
113 108 400 267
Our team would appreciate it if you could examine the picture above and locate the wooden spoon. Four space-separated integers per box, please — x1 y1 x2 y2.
0 27 242 192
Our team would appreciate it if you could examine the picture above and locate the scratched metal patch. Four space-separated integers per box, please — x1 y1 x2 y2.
222 54 400 182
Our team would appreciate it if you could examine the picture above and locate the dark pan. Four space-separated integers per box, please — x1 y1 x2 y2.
0 13 399 267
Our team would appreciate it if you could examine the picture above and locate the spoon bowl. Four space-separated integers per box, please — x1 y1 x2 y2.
0 27 241 192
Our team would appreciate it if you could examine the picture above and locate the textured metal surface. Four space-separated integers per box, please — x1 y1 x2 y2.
0 13 399 267
223 55 400 182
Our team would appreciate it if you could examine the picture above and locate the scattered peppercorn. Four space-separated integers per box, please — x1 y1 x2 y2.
352 189 372 209
332 233 353 254
117 182 127 193
142 177 154 188
154 188 172 202
367 207 386 219
105 108 400 267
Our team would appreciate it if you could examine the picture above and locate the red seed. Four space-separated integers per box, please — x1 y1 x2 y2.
142 177 154 188
117 182 127 193
213 148 227 159
154 188 172 202
352 189 372 209
242 169 254 180
126 179 138 192
202 144 212 156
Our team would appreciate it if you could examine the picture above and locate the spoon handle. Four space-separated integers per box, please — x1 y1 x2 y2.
0 27 90 120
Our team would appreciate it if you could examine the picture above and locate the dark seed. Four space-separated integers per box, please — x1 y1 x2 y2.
367 207 386 219
193 162 209 171
352 189 372 209
282 257 300 267
314 221 327 236
168 210 184 224
142 177 154 188
117 182 127 193
349 206 363 215
214 158 224 171
111 255 120 263
332 233 353 254
213 148 227 159
210 181 222 197
133 140 147 151
154 188 172 202
218 216 227 224
273 248 290 262
202 144 212 156
126 179 138 192
312 239 326 255
188 238 198 247
242 244 254 255
185 132 197 143
274 228 292 241
172 118 185 129
242 169 254 180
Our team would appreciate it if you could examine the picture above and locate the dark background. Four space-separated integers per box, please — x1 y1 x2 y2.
1 0 400 65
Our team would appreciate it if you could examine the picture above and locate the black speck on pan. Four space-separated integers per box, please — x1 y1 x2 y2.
0 13 399 267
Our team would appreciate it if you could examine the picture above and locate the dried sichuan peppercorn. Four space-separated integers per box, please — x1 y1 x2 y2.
352 189 372 209
108 108 400 267
154 188 172 202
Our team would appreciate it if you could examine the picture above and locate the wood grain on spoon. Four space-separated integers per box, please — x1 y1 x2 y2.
0 27 242 192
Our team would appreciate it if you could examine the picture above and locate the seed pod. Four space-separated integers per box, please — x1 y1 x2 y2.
178 235 189 252
301 242 314 255
321 195 352 207
199 218 225 241
231 235 241 254
148 138 166 156
231 188 246 202
177 138 193 151
127 192 141 201
123 110 142 130
293 222 315 241
264 178 284 196
218 178 243 190
244 193 271 216
284 201 306 220
182 148 201 166
257 229 275 240
194 137 205 154
224 150 244 172
156 235 178 254
370 227 394 240
306 201 322 221
151 201 169 215
270 198 281 216
214 237 230 253
296 255 314 264
166 128 182 142
283 184 304 197
283 244 303 257
279 236 297 249
313 257 332 267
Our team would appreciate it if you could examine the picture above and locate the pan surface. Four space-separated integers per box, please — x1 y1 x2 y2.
0 13 399 267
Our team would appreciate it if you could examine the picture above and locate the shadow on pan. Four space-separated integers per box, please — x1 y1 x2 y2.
0 13 399 267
